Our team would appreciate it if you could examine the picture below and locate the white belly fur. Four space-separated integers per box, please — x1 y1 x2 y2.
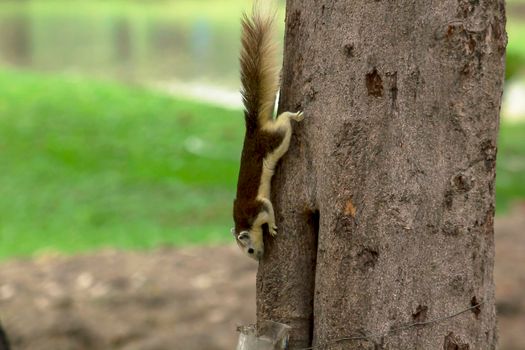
257 126 292 200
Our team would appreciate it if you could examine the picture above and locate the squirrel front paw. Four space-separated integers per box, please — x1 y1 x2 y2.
269 225 278 236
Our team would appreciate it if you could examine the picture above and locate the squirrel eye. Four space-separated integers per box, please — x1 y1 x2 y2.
238 232 250 241
247 248 254 254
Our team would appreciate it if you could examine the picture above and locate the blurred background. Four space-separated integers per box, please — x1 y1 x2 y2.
0 0 523 349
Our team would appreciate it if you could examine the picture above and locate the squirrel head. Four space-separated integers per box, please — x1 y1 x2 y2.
231 227 263 261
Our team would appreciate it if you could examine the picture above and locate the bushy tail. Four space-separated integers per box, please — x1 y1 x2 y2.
240 5 279 132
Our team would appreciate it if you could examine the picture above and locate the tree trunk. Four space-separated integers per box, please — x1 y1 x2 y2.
256 1 506 349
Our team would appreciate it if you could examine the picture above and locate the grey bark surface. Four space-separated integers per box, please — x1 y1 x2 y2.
256 0 506 349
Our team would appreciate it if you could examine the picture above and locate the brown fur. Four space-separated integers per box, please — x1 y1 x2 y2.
234 129 284 232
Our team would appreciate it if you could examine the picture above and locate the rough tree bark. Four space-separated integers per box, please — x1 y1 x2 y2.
257 0 506 349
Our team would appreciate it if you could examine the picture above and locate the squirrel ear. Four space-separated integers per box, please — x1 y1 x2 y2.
230 227 236 237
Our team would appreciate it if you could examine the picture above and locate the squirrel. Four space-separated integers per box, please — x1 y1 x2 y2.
231 4 303 261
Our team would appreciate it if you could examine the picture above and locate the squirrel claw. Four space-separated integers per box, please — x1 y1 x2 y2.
293 111 304 122
270 225 278 236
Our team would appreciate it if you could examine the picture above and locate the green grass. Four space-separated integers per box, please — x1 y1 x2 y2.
0 70 243 259
0 70 523 260
496 122 525 212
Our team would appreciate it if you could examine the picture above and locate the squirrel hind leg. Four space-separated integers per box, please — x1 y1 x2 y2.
263 110 304 133
275 111 304 123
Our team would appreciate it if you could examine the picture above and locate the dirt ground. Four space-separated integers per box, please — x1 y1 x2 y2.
0 206 523 350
